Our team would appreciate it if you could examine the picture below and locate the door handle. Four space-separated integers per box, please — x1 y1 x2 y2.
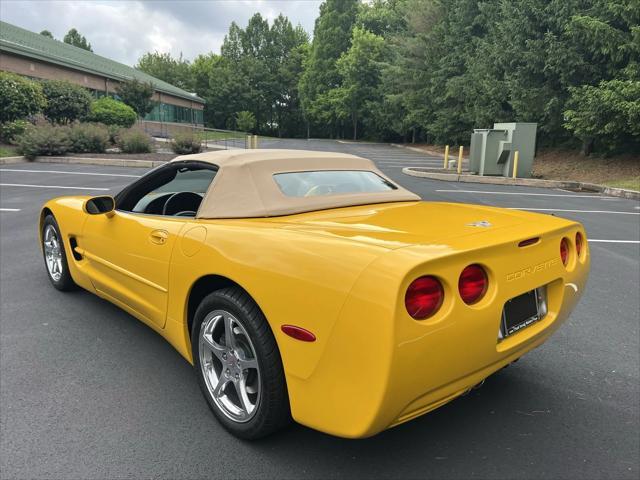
150 229 169 245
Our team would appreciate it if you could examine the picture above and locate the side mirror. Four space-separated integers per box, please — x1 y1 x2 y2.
84 196 115 215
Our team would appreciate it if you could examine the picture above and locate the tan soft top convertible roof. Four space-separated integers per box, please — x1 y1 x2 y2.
172 149 420 218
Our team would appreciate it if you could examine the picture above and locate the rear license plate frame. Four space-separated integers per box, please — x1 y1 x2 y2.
500 287 547 339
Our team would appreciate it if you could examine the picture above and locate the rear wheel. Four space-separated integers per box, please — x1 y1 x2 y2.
192 287 290 439
41 215 77 291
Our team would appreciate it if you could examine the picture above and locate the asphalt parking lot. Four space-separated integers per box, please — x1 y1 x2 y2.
1 138 639 479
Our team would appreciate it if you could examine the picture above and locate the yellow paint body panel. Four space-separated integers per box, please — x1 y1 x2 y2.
41 198 589 438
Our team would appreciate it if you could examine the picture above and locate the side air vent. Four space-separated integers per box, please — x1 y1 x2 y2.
68 237 83 261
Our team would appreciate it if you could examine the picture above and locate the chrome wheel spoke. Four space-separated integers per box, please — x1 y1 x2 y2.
202 333 226 362
238 356 257 371
223 314 237 350
235 377 253 416
213 378 229 398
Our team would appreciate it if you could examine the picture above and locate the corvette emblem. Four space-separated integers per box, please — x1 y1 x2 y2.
467 220 492 227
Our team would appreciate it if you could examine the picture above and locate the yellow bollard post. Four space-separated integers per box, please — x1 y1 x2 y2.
512 150 519 178
253 134 259 149
246 134 252 149
443 145 449 169
457 146 463 174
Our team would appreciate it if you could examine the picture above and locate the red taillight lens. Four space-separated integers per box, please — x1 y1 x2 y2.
458 264 488 305
576 232 584 257
405 276 444 320
560 238 570 266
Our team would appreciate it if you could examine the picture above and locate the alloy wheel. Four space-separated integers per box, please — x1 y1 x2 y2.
198 309 261 422
43 224 63 282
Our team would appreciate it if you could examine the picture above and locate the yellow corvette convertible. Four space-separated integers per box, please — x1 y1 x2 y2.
40 149 589 439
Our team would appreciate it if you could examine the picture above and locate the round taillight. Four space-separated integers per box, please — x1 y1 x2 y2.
405 276 444 320
576 232 584 257
458 264 488 305
560 238 570 266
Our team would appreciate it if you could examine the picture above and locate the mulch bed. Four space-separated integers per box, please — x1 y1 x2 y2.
531 149 639 187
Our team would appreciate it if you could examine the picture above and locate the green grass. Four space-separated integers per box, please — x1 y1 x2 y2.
603 177 640 191
0 145 18 158
194 130 246 142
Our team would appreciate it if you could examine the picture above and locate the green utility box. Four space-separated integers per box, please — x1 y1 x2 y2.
469 123 537 177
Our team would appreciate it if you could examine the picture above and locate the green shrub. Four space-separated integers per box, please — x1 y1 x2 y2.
0 72 46 123
69 123 110 153
15 124 71 160
87 97 137 128
235 110 256 132
116 130 152 153
0 120 31 144
170 132 202 154
41 80 92 124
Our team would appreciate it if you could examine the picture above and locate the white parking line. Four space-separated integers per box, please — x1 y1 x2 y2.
588 240 640 244
436 189 605 198
0 168 141 178
509 208 640 215
0 208 21 212
378 163 442 167
0 183 110 191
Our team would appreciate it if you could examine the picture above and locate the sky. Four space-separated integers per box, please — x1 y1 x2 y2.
0 0 322 65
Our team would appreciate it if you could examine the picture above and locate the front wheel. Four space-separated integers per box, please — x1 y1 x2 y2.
192 287 291 439
41 214 77 291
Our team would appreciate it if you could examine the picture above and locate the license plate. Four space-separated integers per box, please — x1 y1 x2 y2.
500 287 547 339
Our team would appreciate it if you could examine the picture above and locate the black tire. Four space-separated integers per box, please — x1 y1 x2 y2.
191 287 291 439
41 214 77 291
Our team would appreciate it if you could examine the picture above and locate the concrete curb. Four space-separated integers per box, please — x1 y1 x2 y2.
0 156 167 168
402 167 640 200
0 156 27 164
390 143 469 160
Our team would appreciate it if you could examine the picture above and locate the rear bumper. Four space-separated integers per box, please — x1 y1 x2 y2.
389 306 564 429
286 224 589 438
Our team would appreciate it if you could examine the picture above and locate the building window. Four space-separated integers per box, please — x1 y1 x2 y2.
142 102 203 125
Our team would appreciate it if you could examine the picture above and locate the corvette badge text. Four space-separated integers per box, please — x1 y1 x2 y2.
507 258 559 282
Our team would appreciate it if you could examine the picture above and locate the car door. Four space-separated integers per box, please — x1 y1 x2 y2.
80 211 185 328
79 162 217 329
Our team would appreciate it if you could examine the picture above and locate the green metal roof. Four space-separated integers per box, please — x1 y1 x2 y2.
0 21 204 103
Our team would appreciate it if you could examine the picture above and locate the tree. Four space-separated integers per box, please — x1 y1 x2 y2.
299 0 359 137
462 0 639 147
63 28 92 51
87 97 137 128
191 13 308 136
564 79 640 154
191 53 219 126
40 30 54 39
0 72 46 123
235 111 256 132
115 79 155 119
136 52 193 90
336 27 387 139
41 80 92 124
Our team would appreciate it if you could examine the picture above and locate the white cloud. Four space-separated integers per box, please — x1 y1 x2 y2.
0 0 321 65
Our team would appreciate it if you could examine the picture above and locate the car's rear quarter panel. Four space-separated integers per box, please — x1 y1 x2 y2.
164 220 390 377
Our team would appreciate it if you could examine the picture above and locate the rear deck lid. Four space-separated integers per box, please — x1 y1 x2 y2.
268 201 560 249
